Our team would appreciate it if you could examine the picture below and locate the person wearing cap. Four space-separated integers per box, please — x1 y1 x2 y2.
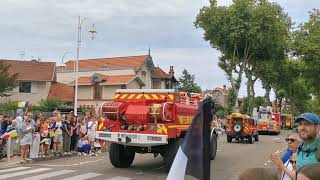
295 112 320 170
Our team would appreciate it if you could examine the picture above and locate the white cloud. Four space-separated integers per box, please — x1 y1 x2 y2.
0 0 319 99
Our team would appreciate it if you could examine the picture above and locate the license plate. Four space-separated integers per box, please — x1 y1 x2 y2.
121 134 138 139
99 133 111 138
147 136 162 141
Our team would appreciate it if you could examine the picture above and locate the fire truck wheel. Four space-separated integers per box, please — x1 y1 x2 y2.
227 135 232 143
254 132 259 141
109 143 135 168
164 138 183 172
210 134 217 160
248 135 253 144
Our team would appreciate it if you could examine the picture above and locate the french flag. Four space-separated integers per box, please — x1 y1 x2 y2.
167 98 212 180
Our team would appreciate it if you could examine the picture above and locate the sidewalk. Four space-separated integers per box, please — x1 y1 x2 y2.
0 154 78 167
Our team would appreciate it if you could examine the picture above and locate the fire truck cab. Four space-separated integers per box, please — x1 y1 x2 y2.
95 89 218 171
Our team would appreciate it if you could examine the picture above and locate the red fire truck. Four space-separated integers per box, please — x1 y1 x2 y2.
95 89 218 171
256 107 281 135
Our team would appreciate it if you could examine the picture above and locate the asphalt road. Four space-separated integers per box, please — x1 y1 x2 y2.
0 130 292 180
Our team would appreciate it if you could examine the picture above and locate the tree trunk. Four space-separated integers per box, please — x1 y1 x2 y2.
264 84 271 106
250 78 257 115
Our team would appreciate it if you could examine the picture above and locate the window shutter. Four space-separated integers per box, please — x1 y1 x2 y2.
31 82 37 93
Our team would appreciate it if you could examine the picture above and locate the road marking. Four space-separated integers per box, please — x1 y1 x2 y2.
0 168 51 179
61 172 102 180
106 176 132 180
20 170 74 180
0 166 30 173
30 159 104 167
29 164 74 167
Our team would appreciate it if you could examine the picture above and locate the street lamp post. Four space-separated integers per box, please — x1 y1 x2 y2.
74 16 97 116
61 51 73 65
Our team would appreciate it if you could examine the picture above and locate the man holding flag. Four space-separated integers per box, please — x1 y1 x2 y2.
167 98 213 180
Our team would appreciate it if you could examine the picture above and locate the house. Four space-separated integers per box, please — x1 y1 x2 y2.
205 85 229 107
55 53 177 108
0 59 56 105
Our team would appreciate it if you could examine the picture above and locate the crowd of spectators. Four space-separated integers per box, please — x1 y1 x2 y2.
0 109 102 163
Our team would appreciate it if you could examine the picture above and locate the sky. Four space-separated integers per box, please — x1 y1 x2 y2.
0 0 319 97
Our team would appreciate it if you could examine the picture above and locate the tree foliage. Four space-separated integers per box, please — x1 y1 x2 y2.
0 61 18 97
195 0 291 111
293 9 320 99
177 69 202 93
240 96 267 115
226 88 237 114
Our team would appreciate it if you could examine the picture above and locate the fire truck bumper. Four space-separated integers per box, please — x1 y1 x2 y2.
96 131 168 147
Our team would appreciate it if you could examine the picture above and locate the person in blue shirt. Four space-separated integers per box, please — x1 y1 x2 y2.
295 113 320 170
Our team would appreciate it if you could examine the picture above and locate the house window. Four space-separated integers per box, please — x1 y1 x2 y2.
121 85 127 89
94 82 101 100
19 82 31 93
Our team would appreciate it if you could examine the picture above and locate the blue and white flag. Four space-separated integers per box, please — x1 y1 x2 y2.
167 98 213 180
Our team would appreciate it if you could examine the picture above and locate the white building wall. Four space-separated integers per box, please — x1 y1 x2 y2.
102 85 121 99
127 80 141 89
78 86 93 99
0 81 51 105
139 63 152 89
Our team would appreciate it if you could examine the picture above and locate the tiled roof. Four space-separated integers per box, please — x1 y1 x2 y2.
64 55 147 71
154 67 170 78
1 60 56 81
75 75 138 85
48 82 74 102
213 87 228 95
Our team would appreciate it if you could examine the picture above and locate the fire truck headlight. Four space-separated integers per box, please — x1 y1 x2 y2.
121 125 126 130
128 126 133 130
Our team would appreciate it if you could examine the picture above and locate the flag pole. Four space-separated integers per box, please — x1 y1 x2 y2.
7 137 11 162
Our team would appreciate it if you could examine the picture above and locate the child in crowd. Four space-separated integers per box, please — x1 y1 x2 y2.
77 135 91 155
93 139 102 155
52 111 64 156
40 117 50 157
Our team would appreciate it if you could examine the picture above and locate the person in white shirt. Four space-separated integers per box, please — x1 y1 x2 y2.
15 109 23 131
86 117 97 155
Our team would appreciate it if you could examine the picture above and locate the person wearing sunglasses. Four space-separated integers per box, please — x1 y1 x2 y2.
295 113 320 171
271 133 301 180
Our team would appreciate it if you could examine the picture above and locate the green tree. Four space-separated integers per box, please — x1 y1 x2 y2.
293 9 320 100
0 61 18 97
177 69 202 93
226 88 237 114
195 0 291 112
240 96 267 115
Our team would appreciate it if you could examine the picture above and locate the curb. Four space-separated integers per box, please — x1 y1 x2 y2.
0 154 78 166
31 154 78 162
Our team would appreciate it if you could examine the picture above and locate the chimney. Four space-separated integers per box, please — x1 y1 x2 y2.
169 66 174 77
223 85 227 92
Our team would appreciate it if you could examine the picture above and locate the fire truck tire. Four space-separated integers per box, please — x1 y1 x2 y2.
164 138 182 172
248 135 253 144
210 134 217 160
109 143 135 168
227 135 232 143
